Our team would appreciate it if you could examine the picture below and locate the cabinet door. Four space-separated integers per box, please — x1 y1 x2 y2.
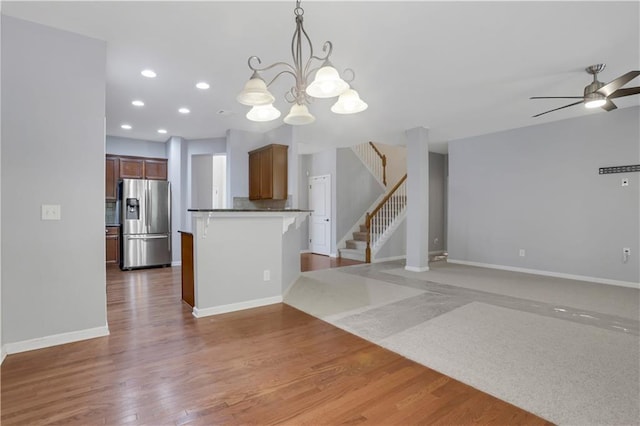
260 148 273 199
105 156 119 200
144 159 167 180
105 227 120 264
248 151 262 200
271 145 288 200
120 158 144 179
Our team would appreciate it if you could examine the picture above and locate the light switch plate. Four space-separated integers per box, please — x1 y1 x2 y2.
41 204 61 220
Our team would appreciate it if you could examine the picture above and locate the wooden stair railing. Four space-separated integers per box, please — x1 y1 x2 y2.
365 174 407 263
368 142 387 186
353 142 387 186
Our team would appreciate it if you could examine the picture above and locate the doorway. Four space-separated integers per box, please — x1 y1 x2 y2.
191 154 227 209
308 174 331 255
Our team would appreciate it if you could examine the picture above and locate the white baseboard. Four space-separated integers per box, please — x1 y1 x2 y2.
192 296 283 318
1 347 7 364
373 255 406 263
447 259 640 289
405 265 430 272
300 249 311 254
3 325 110 355
171 261 182 267
329 252 338 258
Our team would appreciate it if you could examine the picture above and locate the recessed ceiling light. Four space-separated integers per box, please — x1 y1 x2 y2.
178 107 190 114
196 82 210 90
141 69 157 78
157 129 168 134
132 100 145 107
121 124 132 130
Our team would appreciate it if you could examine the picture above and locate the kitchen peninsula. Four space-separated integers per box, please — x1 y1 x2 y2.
186 209 311 318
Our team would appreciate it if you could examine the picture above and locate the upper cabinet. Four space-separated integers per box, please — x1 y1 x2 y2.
119 157 145 179
105 155 168 200
105 155 120 201
143 159 168 180
248 144 288 200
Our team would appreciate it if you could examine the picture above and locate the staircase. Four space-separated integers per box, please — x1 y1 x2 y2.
340 142 407 263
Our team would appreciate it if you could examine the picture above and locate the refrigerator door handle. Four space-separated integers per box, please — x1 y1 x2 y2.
146 180 151 234
127 235 169 240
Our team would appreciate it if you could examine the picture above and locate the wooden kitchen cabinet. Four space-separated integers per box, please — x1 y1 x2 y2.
119 158 145 179
105 226 120 264
143 159 168 180
248 144 288 200
105 155 120 201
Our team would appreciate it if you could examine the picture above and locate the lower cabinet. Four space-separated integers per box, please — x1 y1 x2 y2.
180 231 194 307
106 226 120 264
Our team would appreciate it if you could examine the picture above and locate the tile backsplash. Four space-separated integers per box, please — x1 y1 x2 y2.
233 196 291 210
105 201 118 224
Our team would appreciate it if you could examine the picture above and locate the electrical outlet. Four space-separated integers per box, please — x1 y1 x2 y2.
519 249 526 257
621 178 629 187
41 204 61 221
263 270 271 281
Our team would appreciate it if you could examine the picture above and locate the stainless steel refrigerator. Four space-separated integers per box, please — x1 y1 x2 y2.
120 179 172 269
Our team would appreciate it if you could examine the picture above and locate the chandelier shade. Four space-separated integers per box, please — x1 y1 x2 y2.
331 89 368 114
237 75 275 106
284 104 316 125
246 104 281 122
237 0 366 125
306 65 350 98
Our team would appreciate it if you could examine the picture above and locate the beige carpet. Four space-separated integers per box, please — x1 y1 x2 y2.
285 261 640 426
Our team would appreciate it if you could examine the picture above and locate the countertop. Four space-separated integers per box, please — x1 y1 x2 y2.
188 209 312 212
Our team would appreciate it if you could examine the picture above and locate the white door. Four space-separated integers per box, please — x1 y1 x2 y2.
309 175 331 255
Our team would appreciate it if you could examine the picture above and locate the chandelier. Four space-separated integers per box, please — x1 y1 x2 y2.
236 0 368 125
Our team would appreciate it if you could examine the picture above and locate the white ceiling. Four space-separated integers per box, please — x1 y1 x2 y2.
3 1 639 154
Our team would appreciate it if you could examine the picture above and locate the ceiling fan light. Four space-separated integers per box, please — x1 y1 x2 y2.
237 76 275 106
284 104 316 125
585 99 606 109
246 104 281 122
584 91 606 109
306 65 350 98
331 89 368 114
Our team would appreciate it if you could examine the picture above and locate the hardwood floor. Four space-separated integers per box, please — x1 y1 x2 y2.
1 265 552 425
301 253 363 271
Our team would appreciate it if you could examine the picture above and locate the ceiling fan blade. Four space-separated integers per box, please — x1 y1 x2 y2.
601 99 617 112
530 96 583 99
597 70 640 97
532 101 583 118
608 86 640 99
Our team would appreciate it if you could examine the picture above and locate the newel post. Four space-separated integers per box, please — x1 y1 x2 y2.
365 212 371 263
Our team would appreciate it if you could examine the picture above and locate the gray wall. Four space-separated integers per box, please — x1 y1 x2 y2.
336 148 384 244
376 220 407 260
302 148 337 254
0 5 4 360
448 106 640 284
226 129 266 205
429 153 446 253
1 16 107 343
106 135 167 158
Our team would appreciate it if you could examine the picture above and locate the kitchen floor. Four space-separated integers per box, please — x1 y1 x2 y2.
0 260 550 425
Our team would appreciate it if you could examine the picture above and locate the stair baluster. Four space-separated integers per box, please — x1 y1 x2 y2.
365 174 407 263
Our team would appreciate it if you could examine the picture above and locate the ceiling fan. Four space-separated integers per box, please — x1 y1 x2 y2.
530 64 640 117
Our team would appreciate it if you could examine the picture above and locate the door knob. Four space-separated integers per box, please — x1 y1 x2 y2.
324 219 329 222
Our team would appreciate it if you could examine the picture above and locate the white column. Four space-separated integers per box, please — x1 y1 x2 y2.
167 136 184 264
405 127 430 272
